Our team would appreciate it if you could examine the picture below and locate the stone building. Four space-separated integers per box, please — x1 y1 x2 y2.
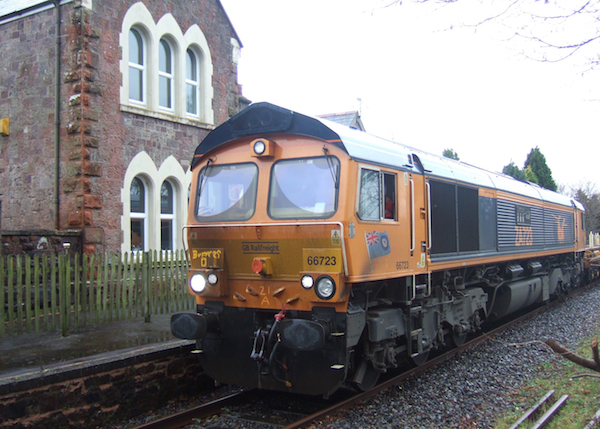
0 0 247 254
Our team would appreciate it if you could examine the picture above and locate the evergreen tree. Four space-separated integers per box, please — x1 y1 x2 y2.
525 147 557 191
524 165 538 184
502 161 527 181
443 148 459 160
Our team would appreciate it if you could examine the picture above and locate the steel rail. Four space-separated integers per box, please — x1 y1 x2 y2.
130 389 254 429
508 390 555 429
530 394 568 429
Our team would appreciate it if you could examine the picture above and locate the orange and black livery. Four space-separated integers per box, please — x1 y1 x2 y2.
171 102 591 396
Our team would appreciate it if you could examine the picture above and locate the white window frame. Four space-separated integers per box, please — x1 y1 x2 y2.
130 176 149 251
120 4 215 124
160 180 177 251
158 38 175 112
185 48 200 117
128 27 146 106
122 153 192 254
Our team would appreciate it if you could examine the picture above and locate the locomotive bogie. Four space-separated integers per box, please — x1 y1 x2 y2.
171 102 592 396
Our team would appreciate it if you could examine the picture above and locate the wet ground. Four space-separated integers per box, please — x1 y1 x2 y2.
0 313 191 380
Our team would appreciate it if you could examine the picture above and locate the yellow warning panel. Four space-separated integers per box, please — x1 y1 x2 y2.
331 229 341 245
302 248 343 272
0 118 8 136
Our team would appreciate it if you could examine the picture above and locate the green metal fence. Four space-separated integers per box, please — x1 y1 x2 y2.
0 250 194 338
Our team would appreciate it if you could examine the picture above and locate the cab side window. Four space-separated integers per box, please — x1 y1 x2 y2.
358 167 396 221
383 173 396 220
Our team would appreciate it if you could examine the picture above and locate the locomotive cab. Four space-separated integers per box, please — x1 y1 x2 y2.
171 103 362 395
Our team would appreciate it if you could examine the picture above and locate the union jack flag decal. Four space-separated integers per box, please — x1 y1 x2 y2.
365 230 391 260
365 231 379 246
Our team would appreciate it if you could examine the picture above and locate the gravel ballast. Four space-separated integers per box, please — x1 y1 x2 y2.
113 286 600 429
315 286 600 428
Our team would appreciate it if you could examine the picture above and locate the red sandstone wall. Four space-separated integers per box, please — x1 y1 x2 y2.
0 6 71 232
0 0 242 254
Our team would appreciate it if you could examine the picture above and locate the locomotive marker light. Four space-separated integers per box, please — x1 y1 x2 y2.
315 275 336 300
190 272 207 293
189 269 226 296
253 139 266 155
301 274 314 289
207 272 218 286
250 138 275 157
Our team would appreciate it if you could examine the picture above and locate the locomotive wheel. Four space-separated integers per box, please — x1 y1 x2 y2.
411 350 429 366
452 332 468 347
354 359 380 391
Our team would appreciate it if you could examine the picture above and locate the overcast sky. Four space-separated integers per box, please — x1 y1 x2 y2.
220 0 600 192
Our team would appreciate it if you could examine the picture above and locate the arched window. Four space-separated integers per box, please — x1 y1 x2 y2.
129 28 145 104
130 177 147 251
186 49 199 116
159 38 174 110
160 180 176 250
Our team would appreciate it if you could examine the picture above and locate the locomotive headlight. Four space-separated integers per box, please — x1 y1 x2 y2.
190 272 207 293
207 272 218 286
315 275 336 300
253 140 266 155
301 274 314 289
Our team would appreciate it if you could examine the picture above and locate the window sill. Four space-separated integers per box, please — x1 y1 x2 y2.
120 104 215 130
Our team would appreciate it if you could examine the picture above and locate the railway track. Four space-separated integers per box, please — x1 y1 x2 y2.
132 294 565 429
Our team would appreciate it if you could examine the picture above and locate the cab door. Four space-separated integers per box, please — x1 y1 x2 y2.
348 165 427 282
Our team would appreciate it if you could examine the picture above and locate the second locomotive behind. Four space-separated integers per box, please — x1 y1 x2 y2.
171 102 589 396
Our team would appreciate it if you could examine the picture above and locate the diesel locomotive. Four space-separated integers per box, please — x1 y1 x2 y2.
171 102 589 396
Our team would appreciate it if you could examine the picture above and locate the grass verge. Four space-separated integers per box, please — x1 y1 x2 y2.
494 336 600 428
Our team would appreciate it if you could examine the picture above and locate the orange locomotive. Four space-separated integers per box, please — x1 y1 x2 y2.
171 102 588 396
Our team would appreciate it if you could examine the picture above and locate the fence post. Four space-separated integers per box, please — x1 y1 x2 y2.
58 253 63 335
0 256 5 338
142 251 150 323
42 254 49 331
73 253 80 328
33 255 40 333
134 251 140 319
108 252 116 323
25 255 32 334
115 252 122 321
16 255 23 335
51 254 57 331
7 256 14 336
60 253 69 336
102 252 109 323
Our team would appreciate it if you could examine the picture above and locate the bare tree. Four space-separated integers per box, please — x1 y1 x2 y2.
571 181 600 232
396 0 600 67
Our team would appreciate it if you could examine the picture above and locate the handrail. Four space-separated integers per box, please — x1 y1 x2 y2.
426 181 432 251
410 177 415 253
